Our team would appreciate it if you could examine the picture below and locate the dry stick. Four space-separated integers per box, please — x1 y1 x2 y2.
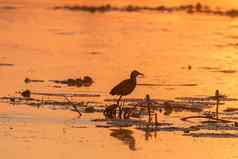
63 95 82 116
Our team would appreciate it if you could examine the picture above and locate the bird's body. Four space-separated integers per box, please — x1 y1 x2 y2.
110 70 143 97
109 70 143 118
110 78 136 96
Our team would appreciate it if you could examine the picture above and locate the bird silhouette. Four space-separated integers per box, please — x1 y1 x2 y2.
110 70 143 118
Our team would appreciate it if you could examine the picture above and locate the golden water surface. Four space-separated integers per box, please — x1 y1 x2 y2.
1 0 238 159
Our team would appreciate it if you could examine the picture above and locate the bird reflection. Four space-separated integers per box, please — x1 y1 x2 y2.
110 128 136 151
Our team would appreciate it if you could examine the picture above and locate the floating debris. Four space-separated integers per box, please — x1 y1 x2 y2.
176 95 238 102
96 125 113 128
49 76 94 87
24 78 44 83
137 126 191 133
0 63 14 67
224 108 238 112
103 104 118 119
92 119 107 122
105 96 214 114
0 95 100 114
107 119 140 127
71 126 87 128
195 122 238 131
199 66 220 70
0 6 16 10
181 115 233 123
85 106 96 113
32 92 100 97
21 90 31 98
163 101 173 116
199 66 237 74
89 51 101 55
212 70 237 74
184 133 238 138
226 9 238 17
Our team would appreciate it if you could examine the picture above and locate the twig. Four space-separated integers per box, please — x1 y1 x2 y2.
63 95 82 116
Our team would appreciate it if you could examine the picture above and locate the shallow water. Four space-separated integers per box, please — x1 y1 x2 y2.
2 0 238 159
2 104 238 159
1 1 238 101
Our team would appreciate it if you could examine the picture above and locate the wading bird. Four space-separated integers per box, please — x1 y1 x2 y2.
110 70 143 118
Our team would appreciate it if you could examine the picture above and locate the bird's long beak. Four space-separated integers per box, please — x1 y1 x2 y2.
138 72 144 78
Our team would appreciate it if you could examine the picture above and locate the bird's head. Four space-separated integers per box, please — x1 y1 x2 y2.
130 70 144 78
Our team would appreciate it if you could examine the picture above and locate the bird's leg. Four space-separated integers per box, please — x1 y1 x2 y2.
122 98 126 119
117 95 122 106
117 96 122 119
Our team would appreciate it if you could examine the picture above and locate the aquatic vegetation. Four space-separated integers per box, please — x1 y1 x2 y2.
0 63 14 66
0 93 101 115
24 77 44 83
53 4 114 13
225 9 238 17
32 92 100 97
199 66 221 70
21 90 31 98
184 133 238 138
52 3 238 18
104 104 118 119
0 6 16 10
85 106 96 113
210 69 237 74
224 108 238 112
49 76 94 87
106 96 214 115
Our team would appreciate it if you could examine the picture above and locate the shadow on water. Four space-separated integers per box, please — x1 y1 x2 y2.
110 128 136 151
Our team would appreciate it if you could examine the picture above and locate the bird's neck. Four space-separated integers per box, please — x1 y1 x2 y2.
130 76 137 82
130 74 137 78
